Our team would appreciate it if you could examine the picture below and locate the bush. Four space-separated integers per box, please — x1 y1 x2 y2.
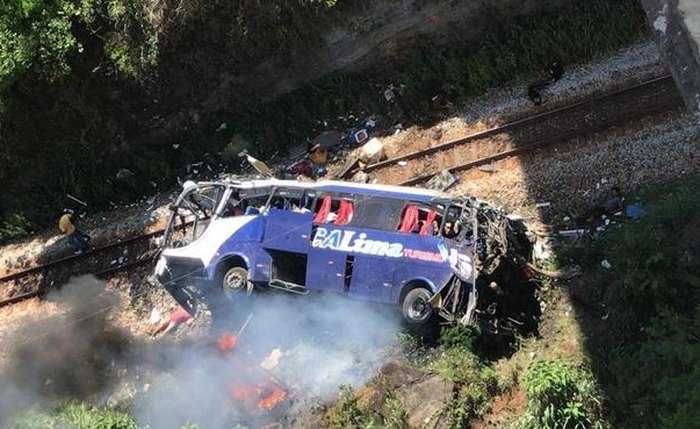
428 340 499 428
520 360 605 429
11 402 138 429
587 180 700 428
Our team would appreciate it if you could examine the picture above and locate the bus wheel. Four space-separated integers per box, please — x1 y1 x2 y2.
402 287 434 326
222 266 253 299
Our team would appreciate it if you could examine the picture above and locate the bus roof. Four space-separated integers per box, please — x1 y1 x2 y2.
199 178 451 204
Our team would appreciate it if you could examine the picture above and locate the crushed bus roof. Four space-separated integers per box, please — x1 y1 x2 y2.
194 178 451 203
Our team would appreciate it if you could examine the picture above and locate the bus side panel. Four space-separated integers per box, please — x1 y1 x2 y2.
348 255 396 303
262 209 313 252
203 217 265 279
392 264 454 304
306 247 346 293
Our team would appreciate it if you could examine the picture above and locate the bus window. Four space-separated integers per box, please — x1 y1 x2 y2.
398 204 441 236
347 197 404 230
164 184 225 248
220 191 243 217
312 194 354 225
267 187 306 211
441 205 462 239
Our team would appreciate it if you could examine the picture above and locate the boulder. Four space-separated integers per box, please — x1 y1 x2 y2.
358 137 385 164
362 360 454 429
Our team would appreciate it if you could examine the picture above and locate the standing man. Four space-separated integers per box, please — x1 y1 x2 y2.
59 209 91 253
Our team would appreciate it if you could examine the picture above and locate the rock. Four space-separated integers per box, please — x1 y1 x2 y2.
358 137 385 164
426 171 458 191
362 361 454 429
351 171 370 183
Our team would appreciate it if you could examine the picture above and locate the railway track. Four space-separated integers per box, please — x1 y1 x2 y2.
0 230 164 307
341 75 683 186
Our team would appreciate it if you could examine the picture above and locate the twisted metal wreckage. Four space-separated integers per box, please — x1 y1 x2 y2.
429 195 537 334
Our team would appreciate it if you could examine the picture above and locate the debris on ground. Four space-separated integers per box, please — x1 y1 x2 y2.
359 138 386 164
425 170 458 191
260 349 284 371
149 307 193 336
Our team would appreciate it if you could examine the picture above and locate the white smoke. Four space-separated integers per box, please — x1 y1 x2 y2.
134 291 403 428
0 276 404 428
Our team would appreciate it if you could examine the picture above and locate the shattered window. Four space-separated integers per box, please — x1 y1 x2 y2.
441 205 463 240
166 185 225 248
348 197 404 230
267 187 307 211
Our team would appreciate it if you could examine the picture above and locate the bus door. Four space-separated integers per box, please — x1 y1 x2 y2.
261 188 315 286
345 197 406 303
348 252 396 302
306 195 354 294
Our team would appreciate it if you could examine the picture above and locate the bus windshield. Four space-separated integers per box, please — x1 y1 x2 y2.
164 184 226 249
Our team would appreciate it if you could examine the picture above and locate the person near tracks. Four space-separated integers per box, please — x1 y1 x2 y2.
526 58 565 105
585 186 625 223
58 208 91 254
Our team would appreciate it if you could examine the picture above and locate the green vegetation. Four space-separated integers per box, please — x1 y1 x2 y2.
11 402 138 429
559 177 700 428
519 360 605 429
0 0 648 242
325 385 408 429
428 325 500 428
10 402 215 429
234 0 648 155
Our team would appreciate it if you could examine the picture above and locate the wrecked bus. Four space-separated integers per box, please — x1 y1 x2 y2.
153 178 536 331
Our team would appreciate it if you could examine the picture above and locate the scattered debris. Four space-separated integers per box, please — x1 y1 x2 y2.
477 164 498 173
351 171 370 183
535 202 551 208
246 154 274 178
149 308 161 324
116 168 135 179
260 349 284 370
359 137 386 164
425 170 458 191
558 229 586 236
149 307 193 336
66 194 88 207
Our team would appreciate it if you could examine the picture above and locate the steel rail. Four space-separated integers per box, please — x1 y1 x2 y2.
0 228 165 284
348 74 674 178
0 254 157 308
398 99 682 187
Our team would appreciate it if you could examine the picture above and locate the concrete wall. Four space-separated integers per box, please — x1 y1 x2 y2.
642 0 700 115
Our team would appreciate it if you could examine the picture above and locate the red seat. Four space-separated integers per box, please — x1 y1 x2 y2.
399 204 419 233
314 195 332 223
334 200 354 225
420 209 437 235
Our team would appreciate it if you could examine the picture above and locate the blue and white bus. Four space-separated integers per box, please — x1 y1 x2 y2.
153 178 531 328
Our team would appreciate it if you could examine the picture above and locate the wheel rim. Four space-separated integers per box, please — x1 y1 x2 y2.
408 293 431 322
223 269 248 297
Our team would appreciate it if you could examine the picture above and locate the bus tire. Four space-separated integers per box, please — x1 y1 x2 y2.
221 266 253 300
401 287 434 326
